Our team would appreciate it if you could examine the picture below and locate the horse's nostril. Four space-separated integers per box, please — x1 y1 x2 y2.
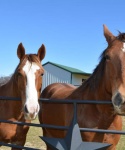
113 93 122 106
24 105 29 113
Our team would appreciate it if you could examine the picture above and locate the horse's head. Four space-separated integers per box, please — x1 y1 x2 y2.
15 43 45 120
103 25 125 115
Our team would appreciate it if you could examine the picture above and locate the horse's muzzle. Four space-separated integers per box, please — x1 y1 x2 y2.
112 91 125 115
24 103 40 120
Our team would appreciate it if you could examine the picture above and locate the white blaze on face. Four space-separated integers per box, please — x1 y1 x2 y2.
121 43 125 52
23 60 40 119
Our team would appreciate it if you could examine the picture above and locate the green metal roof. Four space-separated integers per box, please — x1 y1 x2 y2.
43 61 91 76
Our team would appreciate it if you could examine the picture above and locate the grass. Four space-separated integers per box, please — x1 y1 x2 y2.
1 117 125 150
24 118 46 150
116 117 125 150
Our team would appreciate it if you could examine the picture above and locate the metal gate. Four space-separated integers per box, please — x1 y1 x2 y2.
0 97 124 150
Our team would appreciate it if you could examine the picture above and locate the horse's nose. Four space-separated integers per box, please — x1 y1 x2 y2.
112 92 125 115
112 92 123 107
24 103 40 120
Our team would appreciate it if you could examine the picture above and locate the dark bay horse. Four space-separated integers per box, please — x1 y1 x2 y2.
39 25 125 150
0 43 45 150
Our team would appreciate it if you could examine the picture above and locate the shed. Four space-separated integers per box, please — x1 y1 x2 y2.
42 61 91 90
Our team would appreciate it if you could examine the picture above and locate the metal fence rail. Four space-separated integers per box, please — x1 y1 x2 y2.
0 96 124 150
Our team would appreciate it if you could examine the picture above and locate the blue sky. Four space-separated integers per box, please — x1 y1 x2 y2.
0 0 125 76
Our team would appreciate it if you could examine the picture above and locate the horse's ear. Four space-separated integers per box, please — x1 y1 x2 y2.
103 24 115 44
17 43 25 60
37 44 46 61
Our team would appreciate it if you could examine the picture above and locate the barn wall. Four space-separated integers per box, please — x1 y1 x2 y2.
42 64 71 90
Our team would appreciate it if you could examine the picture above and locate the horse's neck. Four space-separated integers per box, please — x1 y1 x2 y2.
0 78 19 97
74 76 114 119
78 74 112 100
72 85 109 101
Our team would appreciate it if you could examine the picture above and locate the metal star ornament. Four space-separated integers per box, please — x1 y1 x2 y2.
40 103 111 150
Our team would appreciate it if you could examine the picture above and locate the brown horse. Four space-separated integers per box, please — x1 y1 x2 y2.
39 25 125 150
0 43 45 150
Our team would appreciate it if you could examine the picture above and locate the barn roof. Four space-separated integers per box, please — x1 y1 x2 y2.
43 61 91 76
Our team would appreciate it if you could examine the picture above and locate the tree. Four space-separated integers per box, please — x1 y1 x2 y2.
0 75 11 85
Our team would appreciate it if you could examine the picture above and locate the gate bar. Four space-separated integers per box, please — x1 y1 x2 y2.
0 119 125 135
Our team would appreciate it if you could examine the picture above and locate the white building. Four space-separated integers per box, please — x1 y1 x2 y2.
42 61 91 90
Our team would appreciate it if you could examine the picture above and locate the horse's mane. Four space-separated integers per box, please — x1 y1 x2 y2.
117 32 125 42
81 32 125 91
81 52 106 91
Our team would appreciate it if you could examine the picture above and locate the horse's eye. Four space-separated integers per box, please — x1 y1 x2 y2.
41 74 44 76
105 55 110 60
17 72 22 77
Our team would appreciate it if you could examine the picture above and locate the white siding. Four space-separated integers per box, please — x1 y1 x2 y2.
72 74 89 86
